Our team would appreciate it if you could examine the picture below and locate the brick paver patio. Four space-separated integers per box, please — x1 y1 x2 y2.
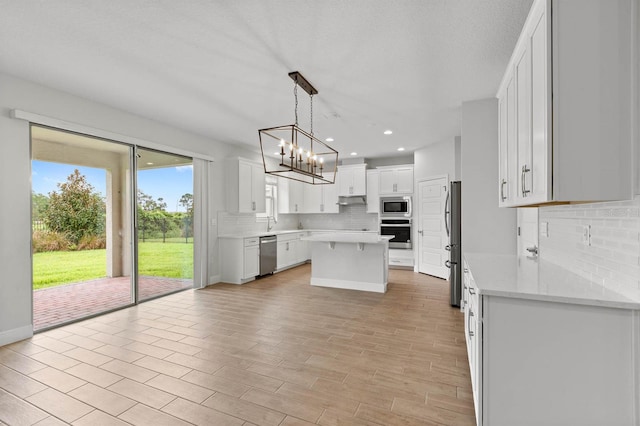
33 276 192 330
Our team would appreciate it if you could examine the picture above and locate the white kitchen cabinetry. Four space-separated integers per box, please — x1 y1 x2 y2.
220 237 260 284
497 75 517 206
227 158 266 213
366 169 380 213
338 164 366 196
496 0 634 207
276 232 308 270
463 256 639 426
278 177 304 214
302 181 339 214
378 166 413 195
243 239 259 279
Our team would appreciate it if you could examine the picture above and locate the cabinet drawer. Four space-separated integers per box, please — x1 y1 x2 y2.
244 237 259 247
277 233 297 242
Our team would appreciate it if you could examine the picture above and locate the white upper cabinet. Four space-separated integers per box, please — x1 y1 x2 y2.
302 179 339 214
278 177 304 214
366 169 380 213
496 0 634 207
338 164 367 196
497 75 518 206
227 158 266 213
379 166 414 195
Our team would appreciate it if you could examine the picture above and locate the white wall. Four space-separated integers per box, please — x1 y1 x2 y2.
461 98 516 255
0 72 260 345
414 138 458 182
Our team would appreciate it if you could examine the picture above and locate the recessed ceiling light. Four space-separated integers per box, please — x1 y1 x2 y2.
146 162 154 165
397 147 405 152
325 137 334 142
384 130 393 135
350 152 358 156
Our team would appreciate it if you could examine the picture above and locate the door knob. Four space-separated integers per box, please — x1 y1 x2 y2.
418 230 423 235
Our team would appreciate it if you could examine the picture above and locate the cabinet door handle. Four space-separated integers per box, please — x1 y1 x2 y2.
468 310 474 337
500 179 507 201
521 165 531 197
349 186 353 194
320 204 324 212
286 242 289 250
252 201 256 211
393 183 397 192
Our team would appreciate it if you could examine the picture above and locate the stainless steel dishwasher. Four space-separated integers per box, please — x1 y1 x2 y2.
259 235 277 275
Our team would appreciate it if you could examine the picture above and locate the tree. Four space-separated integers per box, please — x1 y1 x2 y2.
179 193 193 243
137 189 172 242
43 169 105 244
179 193 193 214
31 192 50 223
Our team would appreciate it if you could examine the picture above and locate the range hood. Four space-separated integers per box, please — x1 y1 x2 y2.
337 195 367 206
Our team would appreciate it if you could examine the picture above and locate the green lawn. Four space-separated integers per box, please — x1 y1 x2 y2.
33 242 193 290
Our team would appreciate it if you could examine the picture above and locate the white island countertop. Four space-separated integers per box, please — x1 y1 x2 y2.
465 253 640 310
302 233 393 244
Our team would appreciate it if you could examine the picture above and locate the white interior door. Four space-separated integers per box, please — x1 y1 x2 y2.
517 208 539 257
417 176 448 279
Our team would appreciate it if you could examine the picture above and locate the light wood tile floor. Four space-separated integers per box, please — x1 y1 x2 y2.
0 264 475 425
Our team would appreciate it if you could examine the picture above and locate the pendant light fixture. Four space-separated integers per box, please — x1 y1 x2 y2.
259 71 338 185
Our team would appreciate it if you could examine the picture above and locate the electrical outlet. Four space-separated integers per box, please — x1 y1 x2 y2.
582 225 591 246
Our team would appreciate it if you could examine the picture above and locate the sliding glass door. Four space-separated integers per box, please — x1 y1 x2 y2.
31 127 195 330
31 125 134 330
136 148 193 301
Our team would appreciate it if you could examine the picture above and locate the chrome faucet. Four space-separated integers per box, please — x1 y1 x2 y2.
267 215 277 232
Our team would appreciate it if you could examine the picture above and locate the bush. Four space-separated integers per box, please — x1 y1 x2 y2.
32 230 71 253
77 234 106 250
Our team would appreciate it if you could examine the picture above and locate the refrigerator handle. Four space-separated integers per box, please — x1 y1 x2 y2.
444 189 450 237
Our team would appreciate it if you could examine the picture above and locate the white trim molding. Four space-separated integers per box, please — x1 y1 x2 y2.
0 325 33 346
10 109 215 162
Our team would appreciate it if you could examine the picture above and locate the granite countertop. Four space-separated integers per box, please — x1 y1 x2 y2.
218 229 378 239
464 253 640 310
301 233 393 244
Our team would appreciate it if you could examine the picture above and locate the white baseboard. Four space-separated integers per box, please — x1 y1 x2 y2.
311 278 386 293
208 275 221 285
0 325 33 346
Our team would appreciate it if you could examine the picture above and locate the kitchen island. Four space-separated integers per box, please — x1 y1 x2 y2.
301 233 393 293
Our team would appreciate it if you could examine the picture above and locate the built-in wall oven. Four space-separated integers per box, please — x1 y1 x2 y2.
380 196 412 218
380 218 412 249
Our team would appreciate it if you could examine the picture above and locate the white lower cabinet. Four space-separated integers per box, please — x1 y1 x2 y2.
277 232 308 271
463 260 639 426
243 240 259 279
220 237 260 284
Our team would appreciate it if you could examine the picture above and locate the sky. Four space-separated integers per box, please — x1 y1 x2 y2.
32 161 193 212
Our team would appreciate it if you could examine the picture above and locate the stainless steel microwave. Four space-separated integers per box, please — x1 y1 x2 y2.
380 196 412 218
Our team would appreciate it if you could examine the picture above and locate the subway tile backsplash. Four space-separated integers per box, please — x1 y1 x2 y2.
299 204 378 231
539 197 640 299
217 204 378 236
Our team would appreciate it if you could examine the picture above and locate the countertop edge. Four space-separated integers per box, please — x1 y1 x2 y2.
478 288 640 310
465 252 640 311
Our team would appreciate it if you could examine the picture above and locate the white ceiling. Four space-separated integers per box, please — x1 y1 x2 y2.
0 0 532 159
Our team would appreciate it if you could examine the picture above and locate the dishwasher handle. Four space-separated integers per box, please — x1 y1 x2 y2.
260 236 277 243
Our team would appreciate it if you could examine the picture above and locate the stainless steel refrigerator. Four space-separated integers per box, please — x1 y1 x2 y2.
445 181 462 307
